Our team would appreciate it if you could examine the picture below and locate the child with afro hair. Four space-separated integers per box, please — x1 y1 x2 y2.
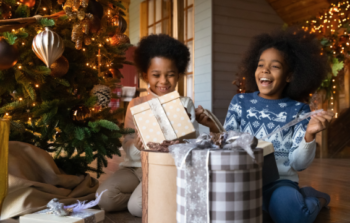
97 34 199 217
197 28 334 223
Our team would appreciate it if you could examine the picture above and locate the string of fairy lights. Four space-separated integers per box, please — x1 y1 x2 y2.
301 1 350 116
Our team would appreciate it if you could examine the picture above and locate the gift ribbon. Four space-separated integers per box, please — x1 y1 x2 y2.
261 109 323 140
169 131 259 223
148 98 178 141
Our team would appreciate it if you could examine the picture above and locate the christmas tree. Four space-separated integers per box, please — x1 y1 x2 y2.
0 0 133 177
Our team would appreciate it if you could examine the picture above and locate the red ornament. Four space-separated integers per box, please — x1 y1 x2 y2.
50 56 69 78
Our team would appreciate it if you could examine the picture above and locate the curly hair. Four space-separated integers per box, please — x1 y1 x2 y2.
134 34 190 78
239 28 330 102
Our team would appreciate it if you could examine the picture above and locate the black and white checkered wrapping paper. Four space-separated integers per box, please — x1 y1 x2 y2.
176 149 263 223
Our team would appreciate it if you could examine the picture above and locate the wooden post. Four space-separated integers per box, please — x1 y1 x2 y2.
141 151 149 223
344 60 350 109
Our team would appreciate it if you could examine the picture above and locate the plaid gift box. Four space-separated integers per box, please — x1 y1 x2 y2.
171 137 264 223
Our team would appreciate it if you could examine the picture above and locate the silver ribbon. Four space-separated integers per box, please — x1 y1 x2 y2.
148 98 177 140
169 131 259 223
36 209 97 223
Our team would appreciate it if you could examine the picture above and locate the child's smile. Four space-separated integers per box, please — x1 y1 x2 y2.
144 57 179 96
255 48 290 100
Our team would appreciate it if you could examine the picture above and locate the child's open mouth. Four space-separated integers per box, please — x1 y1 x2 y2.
259 77 273 87
157 86 171 93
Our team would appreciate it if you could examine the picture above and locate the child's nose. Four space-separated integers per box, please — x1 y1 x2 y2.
159 75 168 84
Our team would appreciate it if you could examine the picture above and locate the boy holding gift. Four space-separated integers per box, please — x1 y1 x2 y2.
97 34 199 217
197 29 333 223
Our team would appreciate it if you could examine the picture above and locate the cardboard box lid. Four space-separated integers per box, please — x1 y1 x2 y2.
257 140 274 156
130 91 180 115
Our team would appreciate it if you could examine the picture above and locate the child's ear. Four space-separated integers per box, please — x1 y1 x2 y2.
142 72 148 82
286 73 293 83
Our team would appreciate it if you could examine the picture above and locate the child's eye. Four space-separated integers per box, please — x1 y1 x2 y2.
258 64 263 67
272 66 280 69
167 73 175 77
152 74 160 77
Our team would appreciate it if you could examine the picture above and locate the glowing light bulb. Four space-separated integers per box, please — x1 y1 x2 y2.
19 97 23 101
35 84 39 88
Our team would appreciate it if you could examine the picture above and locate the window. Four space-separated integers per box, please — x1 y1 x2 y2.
147 0 172 35
184 0 194 100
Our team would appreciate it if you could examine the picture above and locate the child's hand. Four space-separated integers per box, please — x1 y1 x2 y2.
134 130 144 151
305 110 334 142
195 105 219 133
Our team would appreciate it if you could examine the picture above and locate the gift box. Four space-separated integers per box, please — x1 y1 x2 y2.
130 91 196 149
169 132 264 223
0 119 10 212
257 140 279 186
19 209 105 223
141 151 177 223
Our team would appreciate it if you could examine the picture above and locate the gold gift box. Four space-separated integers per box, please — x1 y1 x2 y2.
0 119 10 212
130 91 196 149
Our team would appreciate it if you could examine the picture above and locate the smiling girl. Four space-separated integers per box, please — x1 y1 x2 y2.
96 34 198 217
197 29 334 223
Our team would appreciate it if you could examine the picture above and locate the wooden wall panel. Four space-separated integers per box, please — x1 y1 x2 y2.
265 0 330 24
212 0 283 123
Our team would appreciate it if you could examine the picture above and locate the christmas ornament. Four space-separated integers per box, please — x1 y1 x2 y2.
71 105 91 123
77 8 85 20
110 33 130 46
89 16 101 34
91 85 111 108
116 15 127 34
82 20 90 34
32 27 65 68
86 0 103 19
81 0 88 8
84 35 92 45
72 23 83 42
50 56 69 77
57 0 65 4
20 0 36 8
73 0 80 11
0 39 19 70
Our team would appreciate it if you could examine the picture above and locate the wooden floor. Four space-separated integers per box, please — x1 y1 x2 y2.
1 155 349 223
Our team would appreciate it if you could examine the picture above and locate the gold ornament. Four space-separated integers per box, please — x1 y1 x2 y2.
63 0 72 9
77 8 85 20
82 20 90 34
32 27 65 68
73 0 80 11
64 7 76 19
50 56 69 77
71 23 82 42
110 33 130 46
84 35 92 45
81 0 88 8
75 38 83 50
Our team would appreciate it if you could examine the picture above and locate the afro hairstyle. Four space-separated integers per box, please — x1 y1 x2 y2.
238 28 330 102
134 34 190 79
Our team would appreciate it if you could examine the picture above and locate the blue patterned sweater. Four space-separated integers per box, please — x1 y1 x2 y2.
223 92 316 182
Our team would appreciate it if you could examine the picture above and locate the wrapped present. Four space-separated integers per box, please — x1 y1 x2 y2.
130 91 196 149
257 140 279 186
0 119 10 213
169 132 264 223
19 191 106 223
19 209 105 223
